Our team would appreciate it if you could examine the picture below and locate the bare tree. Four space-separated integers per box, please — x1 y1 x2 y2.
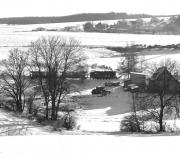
135 64 180 132
121 59 180 132
29 36 85 120
117 52 139 78
147 58 180 77
0 48 30 112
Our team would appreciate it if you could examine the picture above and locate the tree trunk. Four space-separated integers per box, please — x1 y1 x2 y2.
51 99 57 120
16 100 19 112
16 100 22 113
175 106 180 118
159 108 164 132
132 92 141 132
18 98 23 113
55 100 61 121
29 101 32 114
159 95 164 132
19 78 23 113
45 101 49 119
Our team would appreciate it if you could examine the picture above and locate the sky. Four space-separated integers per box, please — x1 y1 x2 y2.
0 0 180 18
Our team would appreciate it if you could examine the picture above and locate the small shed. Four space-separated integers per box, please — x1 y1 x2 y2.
130 72 146 89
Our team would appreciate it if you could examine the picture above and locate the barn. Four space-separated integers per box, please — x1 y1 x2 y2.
147 67 180 94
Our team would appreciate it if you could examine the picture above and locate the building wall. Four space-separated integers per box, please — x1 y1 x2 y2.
147 71 180 94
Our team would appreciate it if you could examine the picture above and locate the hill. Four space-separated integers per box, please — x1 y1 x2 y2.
161 15 180 34
0 12 153 25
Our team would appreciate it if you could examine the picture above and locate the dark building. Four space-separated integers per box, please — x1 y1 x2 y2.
30 71 86 79
130 72 146 89
90 71 116 80
30 71 47 79
147 67 180 94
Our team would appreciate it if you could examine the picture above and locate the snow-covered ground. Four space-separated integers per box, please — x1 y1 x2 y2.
0 110 60 135
0 23 180 136
1 78 180 135
1 81 180 135
66 80 131 132
0 135 179 158
74 85 180 133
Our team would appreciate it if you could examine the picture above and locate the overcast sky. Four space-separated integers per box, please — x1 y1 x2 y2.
1 0 180 18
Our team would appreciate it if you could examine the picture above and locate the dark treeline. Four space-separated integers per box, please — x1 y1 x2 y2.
107 43 180 54
0 12 153 25
82 15 180 35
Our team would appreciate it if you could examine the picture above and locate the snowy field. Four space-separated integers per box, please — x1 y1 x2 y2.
0 135 179 158
0 23 180 69
1 23 180 47
1 30 180 47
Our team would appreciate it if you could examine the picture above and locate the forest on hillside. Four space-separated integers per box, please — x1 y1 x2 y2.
0 12 153 25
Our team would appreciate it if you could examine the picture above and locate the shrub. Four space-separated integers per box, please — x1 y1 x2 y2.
120 113 166 133
120 114 142 132
36 114 46 123
62 112 76 130
51 112 76 130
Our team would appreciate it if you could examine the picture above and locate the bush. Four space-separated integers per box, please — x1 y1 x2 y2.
120 113 165 133
120 114 142 132
3 100 16 111
36 114 46 123
120 113 153 132
62 112 76 130
51 112 77 130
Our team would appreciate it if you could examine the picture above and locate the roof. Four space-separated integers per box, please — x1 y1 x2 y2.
151 66 178 83
130 72 146 75
151 67 167 80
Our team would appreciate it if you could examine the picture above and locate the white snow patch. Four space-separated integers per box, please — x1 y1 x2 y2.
0 135 179 158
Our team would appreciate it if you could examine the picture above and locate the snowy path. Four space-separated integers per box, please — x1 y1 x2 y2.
74 86 180 133
75 86 132 133
76 108 129 133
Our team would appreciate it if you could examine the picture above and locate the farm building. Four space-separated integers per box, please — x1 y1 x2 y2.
30 71 87 79
146 67 180 94
90 71 117 80
30 71 47 79
65 71 87 79
130 72 146 89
